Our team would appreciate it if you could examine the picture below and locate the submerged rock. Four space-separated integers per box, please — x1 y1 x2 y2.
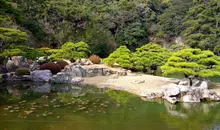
31 70 53 82
31 82 52 93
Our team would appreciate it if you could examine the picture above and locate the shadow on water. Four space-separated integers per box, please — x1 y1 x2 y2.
0 82 220 130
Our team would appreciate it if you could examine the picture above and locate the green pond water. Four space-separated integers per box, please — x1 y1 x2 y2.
0 82 220 130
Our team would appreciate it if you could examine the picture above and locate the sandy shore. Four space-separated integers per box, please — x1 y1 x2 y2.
83 74 175 96
83 73 220 96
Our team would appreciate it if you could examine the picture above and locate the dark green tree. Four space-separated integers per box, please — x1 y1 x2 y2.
183 0 220 51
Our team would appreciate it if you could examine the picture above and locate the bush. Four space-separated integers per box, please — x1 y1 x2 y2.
40 62 61 74
89 55 101 64
56 60 69 69
15 68 30 76
103 46 132 68
50 41 90 60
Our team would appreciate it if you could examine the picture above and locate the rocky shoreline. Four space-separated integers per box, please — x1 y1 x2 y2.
1 56 220 104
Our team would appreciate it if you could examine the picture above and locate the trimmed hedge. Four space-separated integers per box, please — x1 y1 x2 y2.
40 62 61 74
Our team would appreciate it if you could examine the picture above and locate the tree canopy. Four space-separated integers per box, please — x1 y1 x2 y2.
161 48 220 78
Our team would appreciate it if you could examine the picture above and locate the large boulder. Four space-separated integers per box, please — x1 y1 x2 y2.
181 88 203 102
161 84 181 104
31 70 52 82
6 56 29 72
64 65 86 77
50 72 72 84
161 79 220 103
162 84 180 97
85 67 111 77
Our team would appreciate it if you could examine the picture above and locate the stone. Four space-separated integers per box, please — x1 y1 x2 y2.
0 67 8 74
8 75 32 81
29 62 40 71
165 96 179 104
50 72 72 84
141 92 163 99
6 60 17 72
161 84 181 104
64 65 86 77
74 58 93 65
162 84 180 97
71 77 84 84
202 89 220 101
6 56 29 72
36 56 50 64
117 71 127 76
198 81 209 89
31 70 53 82
178 80 188 86
131 80 145 84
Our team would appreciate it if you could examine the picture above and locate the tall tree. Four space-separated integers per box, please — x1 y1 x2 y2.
183 0 220 52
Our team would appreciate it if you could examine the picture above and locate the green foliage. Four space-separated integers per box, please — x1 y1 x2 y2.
15 68 30 76
39 48 59 55
103 46 132 69
156 0 193 38
0 49 25 57
161 48 220 78
50 41 90 60
132 43 171 71
9 45 45 60
0 27 28 47
183 0 220 51
169 44 190 52
0 0 47 42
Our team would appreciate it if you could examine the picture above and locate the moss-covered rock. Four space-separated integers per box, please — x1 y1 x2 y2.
15 68 30 76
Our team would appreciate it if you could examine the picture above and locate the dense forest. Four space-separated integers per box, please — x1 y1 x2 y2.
1 0 219 57
0 0 220 78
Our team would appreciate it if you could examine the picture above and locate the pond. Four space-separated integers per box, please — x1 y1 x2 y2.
0 82 220 130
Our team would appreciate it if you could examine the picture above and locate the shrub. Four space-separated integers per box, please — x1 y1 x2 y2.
40 62 61 74
161 49 220 78
89 55 101 64
103 46 132 68
56 60 69 69
8 45 46 60
15 68 30 76
50 41 90 60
